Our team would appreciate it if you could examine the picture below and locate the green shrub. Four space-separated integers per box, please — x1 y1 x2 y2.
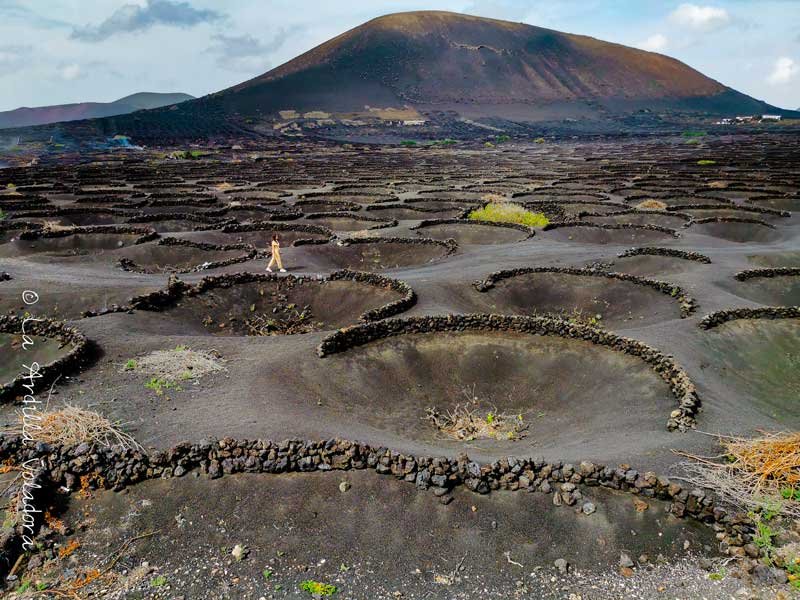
144 377 181 394
697 159 717 165
123 359 137 371
495 134 511 143
534 137 546 144
299 580 338 596
780 487 800 501
469 202 549 228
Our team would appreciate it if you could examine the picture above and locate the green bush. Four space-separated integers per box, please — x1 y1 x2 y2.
469 202 550 228
697 159 717 166
299 580 337 596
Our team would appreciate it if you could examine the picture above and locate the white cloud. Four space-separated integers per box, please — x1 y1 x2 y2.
638 34 668 52
71 0 223 42
61 63 81 80
669 4 730 31
767 56 798 85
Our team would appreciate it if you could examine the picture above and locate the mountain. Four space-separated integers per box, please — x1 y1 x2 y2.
0 92 194 129
207 11 788 120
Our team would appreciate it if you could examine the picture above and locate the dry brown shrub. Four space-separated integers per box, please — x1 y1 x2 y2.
635 199 668 211
7 404 142 450
424 386 529 441
676 431 800 517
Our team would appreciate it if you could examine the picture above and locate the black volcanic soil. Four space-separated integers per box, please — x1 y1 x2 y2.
288 239 452 271
465 271 684 328
700 319 800 425
129 277 405 336
41 471 731 599
1 134 799 598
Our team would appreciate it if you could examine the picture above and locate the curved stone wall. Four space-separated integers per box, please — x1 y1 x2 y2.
0 316 92 402
317 314 699 431
617 247 712 264
473 266 697 317
543 221 680 237
734 267 800 281
699 306 800 330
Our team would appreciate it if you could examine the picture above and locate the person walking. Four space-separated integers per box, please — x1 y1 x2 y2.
266 234 287 273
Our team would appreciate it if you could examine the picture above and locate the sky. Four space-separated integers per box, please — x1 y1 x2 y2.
0 0 798 112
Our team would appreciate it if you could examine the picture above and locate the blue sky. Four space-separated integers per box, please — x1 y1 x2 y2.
0 0 798 111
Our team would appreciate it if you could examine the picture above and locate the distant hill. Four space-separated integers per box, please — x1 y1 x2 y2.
0 92 194 129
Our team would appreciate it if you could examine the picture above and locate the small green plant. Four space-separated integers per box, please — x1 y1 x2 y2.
124 359 137 371
299 580 338 596
179 370 193 381
400 140 417 147
682 131 707 138
0 209 5 221
780 487 800 501
485 412 496 425
708 568 726 581
6 183 16 189
749 511 777 564
495 134 511 143
484 141 495 148
534 137 546 144
16 579 32 593
173 149 203 159
174 344 189 352
263 569 272 580
144 377 181 394
786 558 800 589
697 159 717 166
150 575 168 587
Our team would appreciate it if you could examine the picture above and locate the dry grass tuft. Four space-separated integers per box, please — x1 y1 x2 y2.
676 431 800 517
41 219 74 232
424 386 529 441
635 199 668 211
7 404 142 450
127 346 226 382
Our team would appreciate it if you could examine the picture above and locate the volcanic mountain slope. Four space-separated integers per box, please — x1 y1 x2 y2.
0 92 194 129
210 11 782 118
